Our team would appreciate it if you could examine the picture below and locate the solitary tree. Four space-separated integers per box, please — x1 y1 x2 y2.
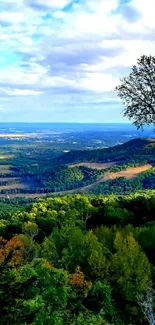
115 55 155 129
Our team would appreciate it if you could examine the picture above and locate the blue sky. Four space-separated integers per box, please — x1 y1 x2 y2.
0 0 154 122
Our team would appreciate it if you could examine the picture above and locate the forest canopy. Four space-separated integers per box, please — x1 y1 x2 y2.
1 193 155 325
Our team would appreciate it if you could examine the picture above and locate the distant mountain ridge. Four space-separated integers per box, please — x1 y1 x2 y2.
55 138 155 166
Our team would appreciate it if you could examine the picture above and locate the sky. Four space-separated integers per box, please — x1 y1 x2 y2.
0 0 154 123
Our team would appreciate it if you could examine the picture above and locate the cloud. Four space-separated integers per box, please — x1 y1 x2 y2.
4 88 42 96
26 0 71 10
0 0 155 122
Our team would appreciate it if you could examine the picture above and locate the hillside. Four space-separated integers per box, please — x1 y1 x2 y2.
48 138 155 195
31 138 155 195
0 137 155 324
0 138 154 198
55 138 155 165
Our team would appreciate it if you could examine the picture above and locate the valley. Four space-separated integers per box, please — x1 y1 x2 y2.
0 124 154 199
0 148 154 198
0 128 154 325
2 2 155 323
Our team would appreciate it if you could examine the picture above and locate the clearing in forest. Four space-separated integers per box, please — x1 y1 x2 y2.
0 133 34 138
0 164 152 198
0 165 12 174
69 162 116 170
0 176 39 192
0 182 28 191
78 164 153 192
103 164 153 181
0 154 14 159
0 177 19 182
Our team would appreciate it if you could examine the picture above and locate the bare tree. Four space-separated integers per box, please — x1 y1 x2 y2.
138 282 155 325
115 55 155 129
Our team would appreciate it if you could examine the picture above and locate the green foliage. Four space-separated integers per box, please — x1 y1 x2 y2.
19 259 69 325
111 232 151 300
22 221 39 239
88 281 115 319
0 194 155 324
115 55 155 129
85 230 109 278
68 311 111 325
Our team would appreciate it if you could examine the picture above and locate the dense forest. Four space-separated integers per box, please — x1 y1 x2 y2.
1 193 155 324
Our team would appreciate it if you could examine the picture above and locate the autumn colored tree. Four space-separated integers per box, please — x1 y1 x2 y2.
0 235 24 267
0 236 25 324
1 194 155 324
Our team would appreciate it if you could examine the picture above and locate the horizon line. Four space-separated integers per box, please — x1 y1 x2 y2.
0 121 132 124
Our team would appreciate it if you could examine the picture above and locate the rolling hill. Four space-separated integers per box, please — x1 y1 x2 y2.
49 138 155 195
0 138 154 197
54 138 155 166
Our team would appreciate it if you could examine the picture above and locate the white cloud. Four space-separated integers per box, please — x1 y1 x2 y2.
0 87 42 96
0 12 24 23
0 0 155 121
130 0 155 27
26 0 71 9
10 89 42 96
80 72 118 92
